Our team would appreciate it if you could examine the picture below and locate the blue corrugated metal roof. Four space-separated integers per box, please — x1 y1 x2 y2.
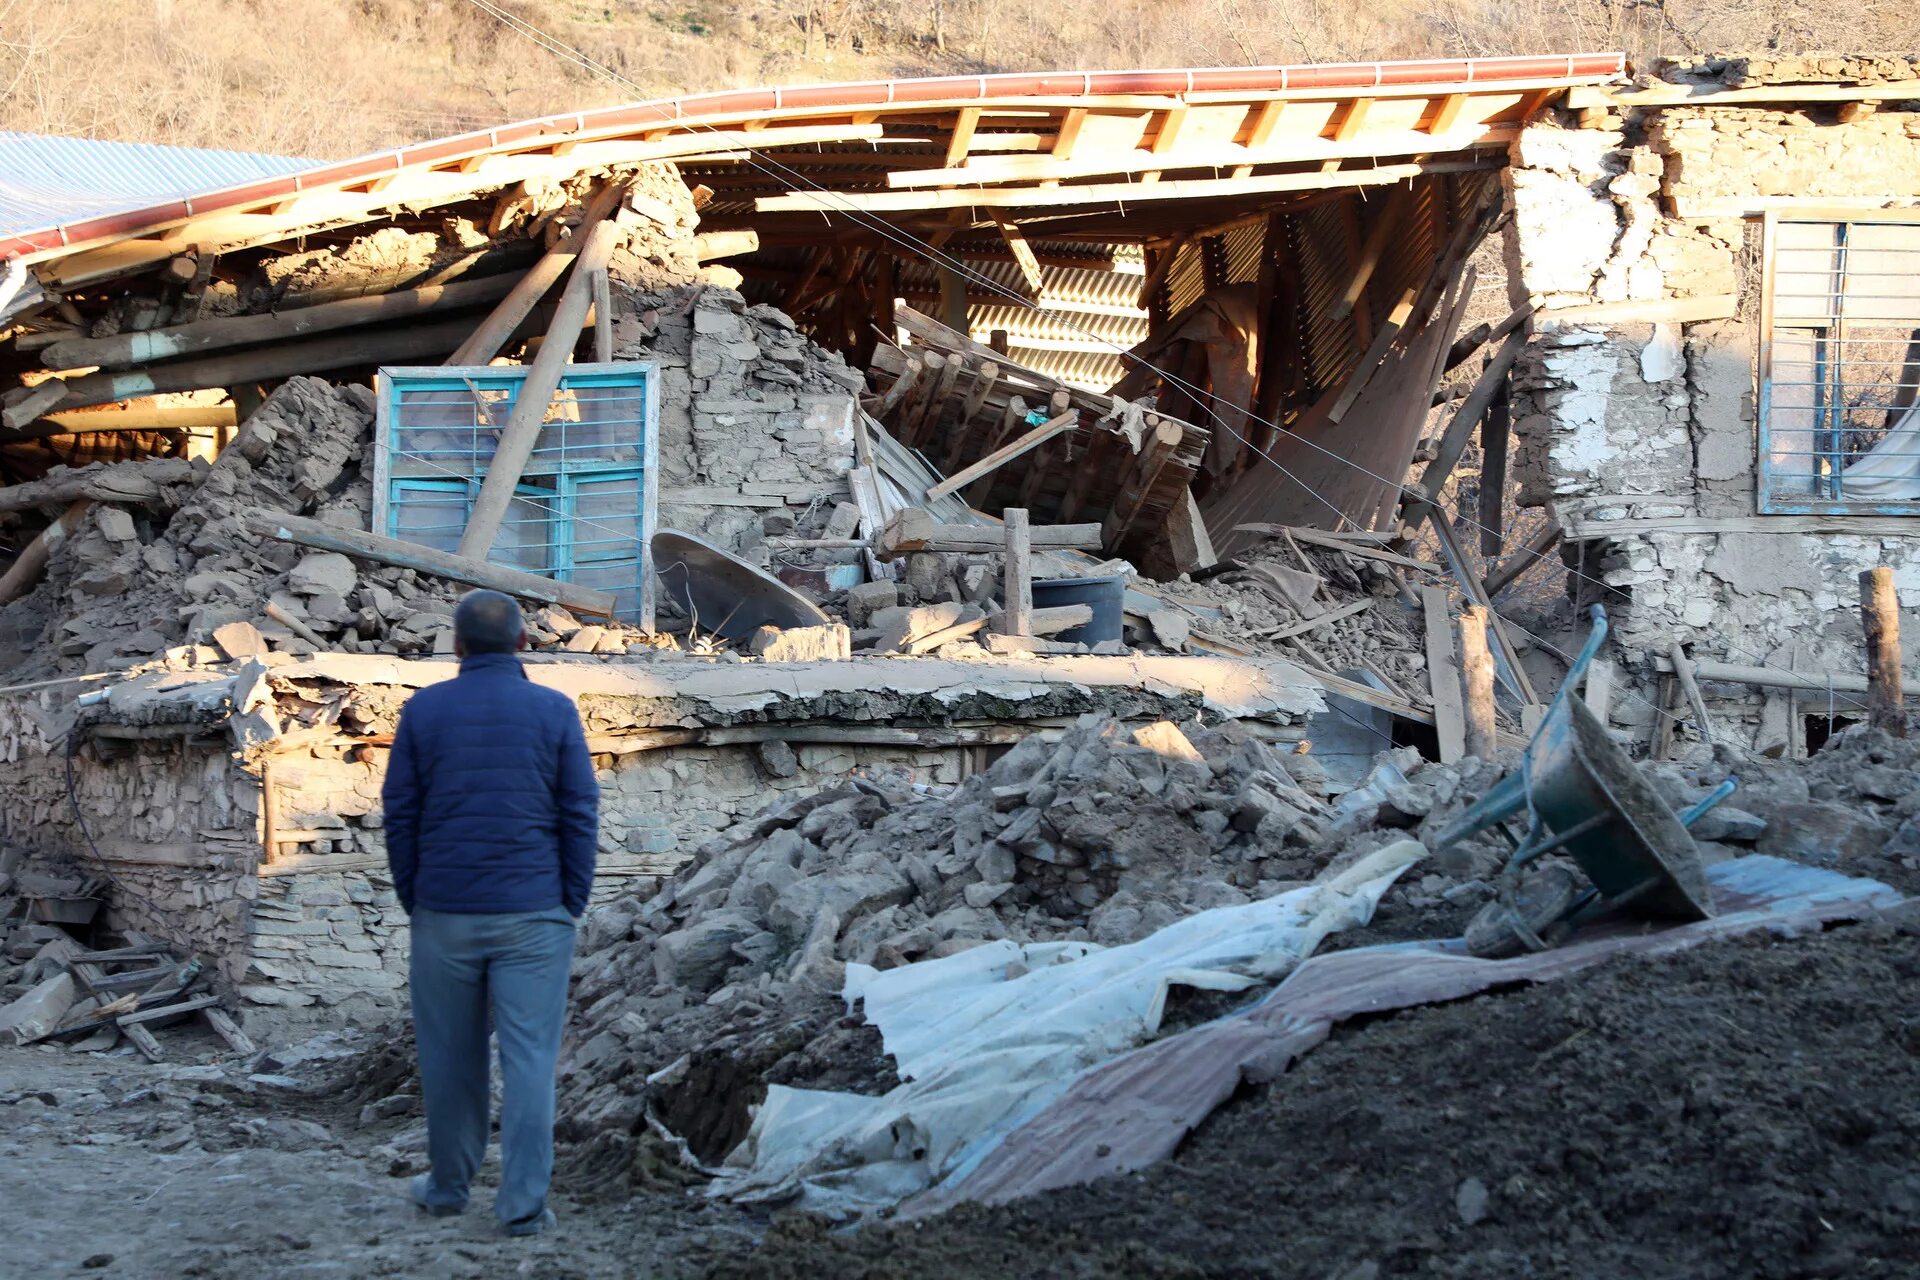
0 132 315 241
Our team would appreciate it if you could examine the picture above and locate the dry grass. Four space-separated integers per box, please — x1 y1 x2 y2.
4 1 1918 159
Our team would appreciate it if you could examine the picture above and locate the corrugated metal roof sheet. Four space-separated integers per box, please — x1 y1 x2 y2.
0 132 313 242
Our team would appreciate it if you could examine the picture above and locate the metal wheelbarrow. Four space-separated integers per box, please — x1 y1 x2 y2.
1431 605 1733 958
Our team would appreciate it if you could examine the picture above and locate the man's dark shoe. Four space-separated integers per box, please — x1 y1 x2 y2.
408 1173 465 1217
504 1207 557 1237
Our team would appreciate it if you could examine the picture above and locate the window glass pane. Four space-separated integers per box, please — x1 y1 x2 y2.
390 482 469 552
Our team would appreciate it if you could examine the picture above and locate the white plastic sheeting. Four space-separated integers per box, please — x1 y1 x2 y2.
1842 401 1920 501
709 838 1424 1214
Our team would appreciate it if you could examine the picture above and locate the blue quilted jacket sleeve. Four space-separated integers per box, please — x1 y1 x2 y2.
553 703 599 917
382 703 423 914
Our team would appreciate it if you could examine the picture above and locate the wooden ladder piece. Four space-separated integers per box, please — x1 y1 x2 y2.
202 1007 257 1056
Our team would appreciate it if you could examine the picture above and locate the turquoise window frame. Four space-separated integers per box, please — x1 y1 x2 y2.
372 363 659 626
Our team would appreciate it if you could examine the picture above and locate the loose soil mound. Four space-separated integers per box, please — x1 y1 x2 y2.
698 911 1920 1280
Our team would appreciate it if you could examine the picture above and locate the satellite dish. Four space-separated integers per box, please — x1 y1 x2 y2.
650 529 832 641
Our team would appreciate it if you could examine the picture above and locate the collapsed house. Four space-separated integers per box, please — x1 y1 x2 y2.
0 50 1916 1036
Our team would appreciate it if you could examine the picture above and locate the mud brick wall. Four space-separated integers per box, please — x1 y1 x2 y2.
1503 102 1920 753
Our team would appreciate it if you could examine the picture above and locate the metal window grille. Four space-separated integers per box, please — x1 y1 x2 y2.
1761 214 1920 514
372 363 660 624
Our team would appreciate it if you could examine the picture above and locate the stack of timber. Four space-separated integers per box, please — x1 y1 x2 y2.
863 307 1210 566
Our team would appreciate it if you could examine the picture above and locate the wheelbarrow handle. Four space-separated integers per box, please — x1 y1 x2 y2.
1677 777 1737 827
1563 604 1610 690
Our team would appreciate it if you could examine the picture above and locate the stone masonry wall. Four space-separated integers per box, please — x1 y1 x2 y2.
0 692 258 973
1504 101 1920 753
236 735 968 1013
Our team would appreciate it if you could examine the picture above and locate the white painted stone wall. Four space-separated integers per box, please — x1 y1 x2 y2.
1504 100 1920 753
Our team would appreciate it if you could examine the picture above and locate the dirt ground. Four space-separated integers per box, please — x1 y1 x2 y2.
702 911 1920 1280
3 908 1914 1279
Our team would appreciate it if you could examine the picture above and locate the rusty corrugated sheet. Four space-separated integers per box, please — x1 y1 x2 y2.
904 854 1900 1218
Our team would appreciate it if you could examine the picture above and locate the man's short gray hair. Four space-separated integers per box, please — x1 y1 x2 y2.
453 589 526 655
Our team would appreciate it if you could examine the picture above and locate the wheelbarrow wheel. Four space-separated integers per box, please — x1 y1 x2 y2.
1465 865 1582 959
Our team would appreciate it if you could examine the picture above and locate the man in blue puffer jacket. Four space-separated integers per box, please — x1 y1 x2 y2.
381 589 599 1237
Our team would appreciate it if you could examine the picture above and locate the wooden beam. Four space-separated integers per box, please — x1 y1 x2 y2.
247 508 617 616
1478 383 1510 558
1421 584 1467 763
1861 566 1906 736
1428 92 1468 134
1004 508 1033 636
23 317 479 418
591 268 613 364
1458 605 1497 760
883 125 1520 189
1141 105 1190 183
1326 289 1414 423
925 410 1077 501
760 158 1500 212
457 220 617 559
0 499 91 604
1052 108 1089 160
1332 97 1374 142
447 181 625 366
875 509 1101 558
1485 521 1561 596
1330 189 1407 322
945 107 982 166
1411 328 1525 504
8 403 237 441
995 219 1046 295
42 272 518 372
1136 233 1189 309
1233 101 1285 178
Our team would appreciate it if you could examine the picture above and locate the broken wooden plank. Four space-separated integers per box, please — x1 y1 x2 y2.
448 180 626 366
247 508 616 617
1004 508 1033 637
1421 585 1467 763
925 410 1077 501
1484 521 1562 596
874 509 1101 559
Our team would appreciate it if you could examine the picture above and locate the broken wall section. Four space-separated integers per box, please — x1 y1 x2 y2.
1504 91 1920 752
0 695 258 977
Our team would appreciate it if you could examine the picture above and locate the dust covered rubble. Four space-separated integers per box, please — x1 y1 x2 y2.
547 716 1522 1170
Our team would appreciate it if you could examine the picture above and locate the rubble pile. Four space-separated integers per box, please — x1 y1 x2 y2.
1154 534 1432 694
0 859 247 1059
0 378 488 677
545 716 1500 1173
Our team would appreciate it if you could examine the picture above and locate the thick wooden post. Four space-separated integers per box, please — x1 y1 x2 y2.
1458 605 1497 760
1004 507 1032 637
0 499 92 604
457 220 618 561
1861 565 1905 736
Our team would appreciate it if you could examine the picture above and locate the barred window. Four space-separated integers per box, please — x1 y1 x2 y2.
372 364 660 623
1761 215 1920 514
